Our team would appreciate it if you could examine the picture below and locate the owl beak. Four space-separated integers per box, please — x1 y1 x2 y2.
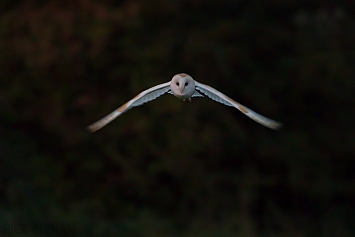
179 84 185 93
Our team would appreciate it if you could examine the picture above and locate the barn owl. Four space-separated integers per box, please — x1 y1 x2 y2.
87 73 282 132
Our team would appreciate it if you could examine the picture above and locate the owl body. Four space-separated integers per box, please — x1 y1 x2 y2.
87 73 282 132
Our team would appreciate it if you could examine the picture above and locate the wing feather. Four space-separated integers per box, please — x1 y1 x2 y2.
195 81 282 130
87 82 170 132
191 90 204 97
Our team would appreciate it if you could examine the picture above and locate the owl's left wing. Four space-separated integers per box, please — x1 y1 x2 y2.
195 81 282 130
87 82 171 132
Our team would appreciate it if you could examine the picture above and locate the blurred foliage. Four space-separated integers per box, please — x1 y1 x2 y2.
1 0 355 236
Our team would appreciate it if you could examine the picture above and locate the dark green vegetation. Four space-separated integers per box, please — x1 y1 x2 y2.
1 1 355 236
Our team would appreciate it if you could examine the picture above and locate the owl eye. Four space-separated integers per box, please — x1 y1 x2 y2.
185 82 188 86
176 82 179 86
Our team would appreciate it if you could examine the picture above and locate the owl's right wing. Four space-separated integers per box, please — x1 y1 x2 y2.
87 82 171 132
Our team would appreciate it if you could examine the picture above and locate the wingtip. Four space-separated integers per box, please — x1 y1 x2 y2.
272 122 283 130
86 124 98 133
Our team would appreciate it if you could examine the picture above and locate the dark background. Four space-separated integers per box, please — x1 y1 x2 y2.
1 1 355 236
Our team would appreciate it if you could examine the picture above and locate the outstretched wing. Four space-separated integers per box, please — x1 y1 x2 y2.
195 81 282 130
87 82 171 132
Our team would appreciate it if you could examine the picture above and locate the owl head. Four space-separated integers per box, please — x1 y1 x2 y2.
170 73 195 98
